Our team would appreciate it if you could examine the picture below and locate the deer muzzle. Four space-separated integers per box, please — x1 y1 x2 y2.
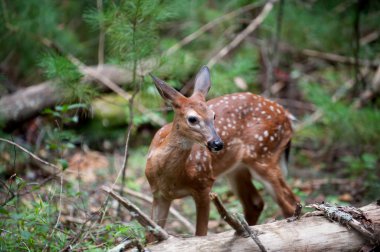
207 138 224 152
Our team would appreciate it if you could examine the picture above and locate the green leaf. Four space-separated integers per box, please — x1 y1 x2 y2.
0 206 9 215
58 159 69 170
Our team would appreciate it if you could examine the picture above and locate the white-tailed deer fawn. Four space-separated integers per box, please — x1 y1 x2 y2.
145 66 299 236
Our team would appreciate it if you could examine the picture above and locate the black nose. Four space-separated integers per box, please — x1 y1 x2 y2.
207 139 224 152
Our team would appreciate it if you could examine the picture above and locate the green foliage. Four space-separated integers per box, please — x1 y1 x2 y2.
299 82 380 200
342 154 379 198
263 1 380 57
300 83 380 149
0 0 85 80
0 192 67 251
40 55 96 104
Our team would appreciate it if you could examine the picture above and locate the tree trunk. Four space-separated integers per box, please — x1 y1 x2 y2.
144 203 380 252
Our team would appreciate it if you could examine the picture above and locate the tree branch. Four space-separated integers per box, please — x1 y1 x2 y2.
207 0 277 68
101 186 169 241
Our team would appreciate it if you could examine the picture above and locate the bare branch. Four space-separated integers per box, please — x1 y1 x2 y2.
101 186 169 241
207 0 276 68
112 185 195 233
164 1 265 56
0 138 59 171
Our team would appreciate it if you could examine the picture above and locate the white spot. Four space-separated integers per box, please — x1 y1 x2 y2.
270 136 274 141
269 106 274 111
203 156 207 162
263 146 268 152
261 111 266 114
222 131 226 136
195 152 201 160
264 130 269 137
196 165 202 171
258 136 263 141
267 115 272 120
254 134 259 139
276 109 282 114
228 124 232 128
258 103 262 107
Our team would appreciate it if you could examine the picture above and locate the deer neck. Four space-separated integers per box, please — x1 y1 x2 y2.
160 123 194 168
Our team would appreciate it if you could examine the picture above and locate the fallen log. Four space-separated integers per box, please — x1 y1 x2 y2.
144 202 380 252
0 65 133 126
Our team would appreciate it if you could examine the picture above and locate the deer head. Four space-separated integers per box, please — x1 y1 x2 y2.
150 66 224 152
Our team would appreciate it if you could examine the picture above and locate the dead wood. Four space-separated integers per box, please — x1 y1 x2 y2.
207 0 276 68
0 64 165 127
101 186 169 242
142 202 380 252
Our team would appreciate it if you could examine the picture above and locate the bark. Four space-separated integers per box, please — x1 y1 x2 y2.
143 203 380 252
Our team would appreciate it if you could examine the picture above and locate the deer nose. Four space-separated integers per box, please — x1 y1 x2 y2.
207 139 224 152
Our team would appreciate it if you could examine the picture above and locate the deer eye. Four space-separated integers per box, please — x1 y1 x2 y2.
188 116 198 124
214 114 216 120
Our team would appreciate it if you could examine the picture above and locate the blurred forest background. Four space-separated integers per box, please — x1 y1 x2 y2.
0 0 380 250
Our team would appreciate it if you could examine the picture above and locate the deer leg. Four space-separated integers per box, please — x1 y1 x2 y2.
193 189 211 236
228 167 264 225
272 168 299 217
247 162 299 218
151 194 171 228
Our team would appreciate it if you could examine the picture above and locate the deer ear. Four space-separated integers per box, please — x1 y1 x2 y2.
150 74 184 107
193 66 211 98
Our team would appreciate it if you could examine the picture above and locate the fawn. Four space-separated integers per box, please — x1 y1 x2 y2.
145 66 299 236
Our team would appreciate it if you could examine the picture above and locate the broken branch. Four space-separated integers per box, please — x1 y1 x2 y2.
101 186 169 242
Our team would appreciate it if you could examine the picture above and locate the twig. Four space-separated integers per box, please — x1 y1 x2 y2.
101 186 169 241
287 203 303 222
300 48 379 68
209 192 246 236
111 185 195 233
0 138 60 171
235 214 267 252
207 0 277 68
164 1 265 56
108 238 146 252
118 77 140 216
210 192 267 252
